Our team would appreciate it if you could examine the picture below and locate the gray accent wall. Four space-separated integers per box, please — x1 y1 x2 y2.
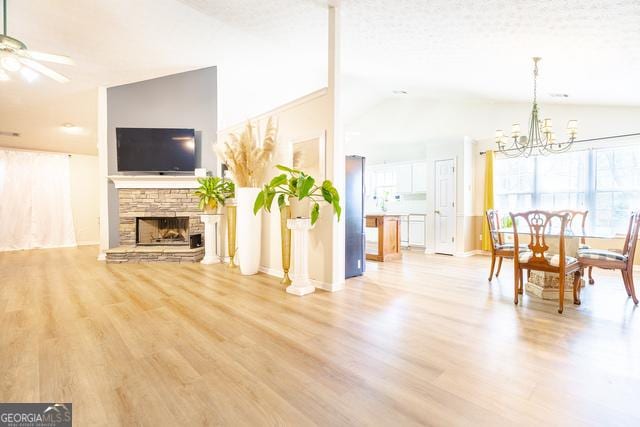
106 67 217 247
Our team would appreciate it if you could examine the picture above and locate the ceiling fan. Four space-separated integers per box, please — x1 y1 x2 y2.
0 0 73 83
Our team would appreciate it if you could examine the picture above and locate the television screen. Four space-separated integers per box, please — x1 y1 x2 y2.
116 128 196 172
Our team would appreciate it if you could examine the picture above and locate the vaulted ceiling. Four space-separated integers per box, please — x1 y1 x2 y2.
1 0 638 154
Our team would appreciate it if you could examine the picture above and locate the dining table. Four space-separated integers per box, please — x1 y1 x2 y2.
495 226 622 300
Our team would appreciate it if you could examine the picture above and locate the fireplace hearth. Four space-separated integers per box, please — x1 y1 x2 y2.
136 217 189 246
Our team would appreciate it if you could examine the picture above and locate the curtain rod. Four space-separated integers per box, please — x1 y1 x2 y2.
479 132 640 155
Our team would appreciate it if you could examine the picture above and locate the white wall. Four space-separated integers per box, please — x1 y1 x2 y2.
218 89 338 287
69 155 100 245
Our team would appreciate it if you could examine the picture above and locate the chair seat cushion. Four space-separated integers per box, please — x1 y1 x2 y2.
496 243 529 251
518 252 578 267
577 249 627 262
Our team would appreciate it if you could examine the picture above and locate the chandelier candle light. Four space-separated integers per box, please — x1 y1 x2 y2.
495 57 578 157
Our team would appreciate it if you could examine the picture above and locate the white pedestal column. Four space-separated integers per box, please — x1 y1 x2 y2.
200 214 224 264
286 218 315 296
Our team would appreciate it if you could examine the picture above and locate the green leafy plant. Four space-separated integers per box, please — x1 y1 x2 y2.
194 177 235 211
253 165 341 225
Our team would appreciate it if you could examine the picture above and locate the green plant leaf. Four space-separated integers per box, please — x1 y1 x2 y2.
311 202 320 225
299 176 315 199
253 190 265 215
276 164 303 174
269 174 288 188
332 198 342 221
277 193 286 209
265 189 276 213
321 186 332 203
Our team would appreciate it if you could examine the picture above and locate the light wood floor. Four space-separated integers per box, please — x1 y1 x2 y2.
1 246 639 426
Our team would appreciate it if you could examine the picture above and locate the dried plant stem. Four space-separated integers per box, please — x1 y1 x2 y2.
217 117 278 187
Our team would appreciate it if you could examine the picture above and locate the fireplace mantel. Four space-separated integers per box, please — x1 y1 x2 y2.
108 175 200 189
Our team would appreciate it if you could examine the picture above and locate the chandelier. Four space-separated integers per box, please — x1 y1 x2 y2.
495 57 578 157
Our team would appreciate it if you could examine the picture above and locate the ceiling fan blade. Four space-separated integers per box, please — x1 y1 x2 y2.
18 57 69 83
17 49 74 65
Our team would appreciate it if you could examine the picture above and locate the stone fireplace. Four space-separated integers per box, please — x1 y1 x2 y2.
105 183 205 263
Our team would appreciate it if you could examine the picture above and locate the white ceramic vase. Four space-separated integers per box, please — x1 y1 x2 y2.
289 197 311 219
236 187 262 275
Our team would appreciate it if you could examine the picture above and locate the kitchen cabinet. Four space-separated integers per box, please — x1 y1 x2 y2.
394 164 412 193
400 216 409 247
411 162 427 193
408 215 426 246
365 215 402 262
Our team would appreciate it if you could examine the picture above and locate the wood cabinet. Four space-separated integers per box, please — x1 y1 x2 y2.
365 215 402 262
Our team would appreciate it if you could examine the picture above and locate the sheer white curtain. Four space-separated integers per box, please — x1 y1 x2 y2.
0 149 76 251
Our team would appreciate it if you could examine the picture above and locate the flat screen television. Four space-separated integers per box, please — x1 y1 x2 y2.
116 127 196 172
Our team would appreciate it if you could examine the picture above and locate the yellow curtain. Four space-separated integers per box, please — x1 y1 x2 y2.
481 150 495 251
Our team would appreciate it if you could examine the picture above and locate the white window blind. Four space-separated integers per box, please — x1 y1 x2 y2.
494 145 640 234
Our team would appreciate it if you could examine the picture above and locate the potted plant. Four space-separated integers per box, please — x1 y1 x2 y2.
253 165 341 225
194 176 235 213
215 117 278 275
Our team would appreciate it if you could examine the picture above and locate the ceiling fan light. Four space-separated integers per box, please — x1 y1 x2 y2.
20 66 38 83
0 54 21 72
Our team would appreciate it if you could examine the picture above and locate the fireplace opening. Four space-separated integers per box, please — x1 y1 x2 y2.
136 217 189 246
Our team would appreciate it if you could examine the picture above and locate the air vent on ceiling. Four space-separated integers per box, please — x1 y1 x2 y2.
0 131 21 137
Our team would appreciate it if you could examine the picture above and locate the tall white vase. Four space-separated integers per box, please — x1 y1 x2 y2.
236 187 262 275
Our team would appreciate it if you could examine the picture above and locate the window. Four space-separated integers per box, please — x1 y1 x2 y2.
594 147 640 233
494 145 640 234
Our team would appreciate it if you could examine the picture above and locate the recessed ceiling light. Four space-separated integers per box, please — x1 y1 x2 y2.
392 90 408 95
60 123 82 134
549 93 569 98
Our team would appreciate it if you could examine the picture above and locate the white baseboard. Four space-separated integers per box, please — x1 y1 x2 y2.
454 249 487 257
258 266 345 292
97 251 106 261
259 266 284 278
312 280 345 292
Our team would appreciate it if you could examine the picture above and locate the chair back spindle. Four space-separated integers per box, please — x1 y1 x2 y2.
485 209 503 249
510 210 570 272
623 211 640 265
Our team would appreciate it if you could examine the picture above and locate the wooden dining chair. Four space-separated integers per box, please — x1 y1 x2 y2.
486 209 529 281
555 210 594 283
511 210 582 313
576 211 640 305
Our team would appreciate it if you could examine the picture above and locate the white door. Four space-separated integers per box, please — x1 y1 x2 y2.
434 159 456 255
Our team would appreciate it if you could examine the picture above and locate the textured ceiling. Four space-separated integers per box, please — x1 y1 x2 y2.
339 0 640 105
1 0 639 153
